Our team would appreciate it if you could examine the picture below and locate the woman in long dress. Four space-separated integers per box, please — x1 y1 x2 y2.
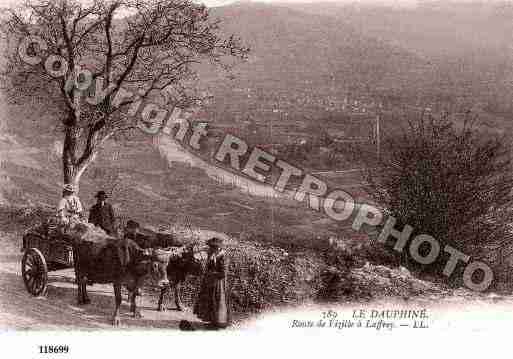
194 237 230 329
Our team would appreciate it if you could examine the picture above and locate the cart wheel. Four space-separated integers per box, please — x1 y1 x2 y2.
22 248 48 296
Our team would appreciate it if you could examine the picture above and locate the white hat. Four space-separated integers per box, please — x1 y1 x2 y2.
63 184 75 192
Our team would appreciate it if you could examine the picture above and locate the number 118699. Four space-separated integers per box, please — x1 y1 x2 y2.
38 345 69 354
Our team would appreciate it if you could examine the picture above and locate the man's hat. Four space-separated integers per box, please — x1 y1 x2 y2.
126 220 140 229
63 184 75 192
206 237 223 247
95 190 108 199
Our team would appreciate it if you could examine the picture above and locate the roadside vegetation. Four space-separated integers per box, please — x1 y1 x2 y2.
0 202 470 320
364 113 513 290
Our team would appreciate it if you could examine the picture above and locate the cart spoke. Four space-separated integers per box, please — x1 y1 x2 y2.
26 276 34 289
23 274 31 283
33 277 42 291
22 248 47 296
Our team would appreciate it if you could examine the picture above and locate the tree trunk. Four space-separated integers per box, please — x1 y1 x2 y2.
63 163 87 193
62 102 110 192
63 125 80 183
62 124 103 193
62 125 91 192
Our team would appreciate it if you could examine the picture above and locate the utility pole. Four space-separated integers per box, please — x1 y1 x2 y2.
375 111 381 161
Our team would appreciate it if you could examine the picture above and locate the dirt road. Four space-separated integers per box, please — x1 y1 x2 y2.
0 231 203 330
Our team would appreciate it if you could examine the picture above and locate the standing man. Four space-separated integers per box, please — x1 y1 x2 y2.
88 190 116 235
124 220 151 249
122 220 150 296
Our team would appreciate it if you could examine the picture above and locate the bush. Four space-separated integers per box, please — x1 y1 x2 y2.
365 113 513 281
178 239 325 317
0 204 54 231
176 232 451 318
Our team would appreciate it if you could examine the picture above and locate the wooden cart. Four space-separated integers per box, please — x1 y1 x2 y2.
21 227 74 296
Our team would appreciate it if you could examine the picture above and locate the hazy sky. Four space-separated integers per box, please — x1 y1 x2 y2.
200 0 499 7
0 0 500 9
201 0 417 5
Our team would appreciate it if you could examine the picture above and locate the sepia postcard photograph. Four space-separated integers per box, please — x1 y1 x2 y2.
0 0 512 357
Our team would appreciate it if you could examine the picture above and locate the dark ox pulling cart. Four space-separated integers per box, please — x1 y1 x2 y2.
19 221 195 326
19 221 164 297
20 220 203 303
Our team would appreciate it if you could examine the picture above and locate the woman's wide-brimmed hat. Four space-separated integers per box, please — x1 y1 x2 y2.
206 237 223 247
95 190 108 199
63 184 75 193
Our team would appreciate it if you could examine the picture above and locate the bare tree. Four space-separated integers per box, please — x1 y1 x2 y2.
1 0 248 189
